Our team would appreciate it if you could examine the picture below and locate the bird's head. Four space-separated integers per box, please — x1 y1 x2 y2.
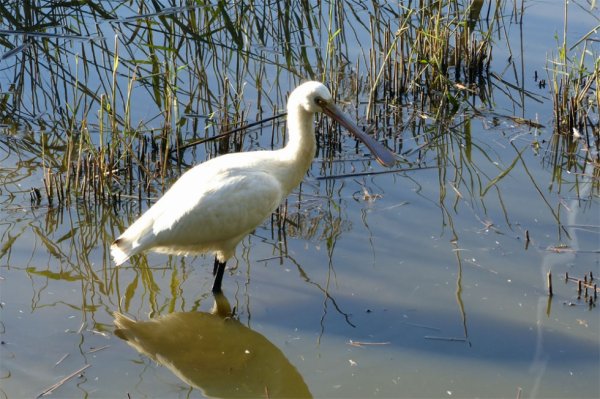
288 81 333 113
287 81 396 167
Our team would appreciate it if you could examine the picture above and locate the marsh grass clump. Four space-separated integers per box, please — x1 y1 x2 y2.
1 1 497 177
546 2 599 194
1 0 356 205
5 0 588 210
548 67 599 194
363 1 492 121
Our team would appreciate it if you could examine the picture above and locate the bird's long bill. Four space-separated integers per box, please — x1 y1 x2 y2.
322 103 396 167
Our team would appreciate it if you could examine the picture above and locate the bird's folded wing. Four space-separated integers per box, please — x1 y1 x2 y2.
149 169 284 246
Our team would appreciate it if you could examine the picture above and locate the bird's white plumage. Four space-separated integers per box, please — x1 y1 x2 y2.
111 81 394 285
111 82 329 266
112 151 288 264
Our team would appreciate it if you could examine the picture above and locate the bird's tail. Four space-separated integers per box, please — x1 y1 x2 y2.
111 212 155 265
111 238 133 266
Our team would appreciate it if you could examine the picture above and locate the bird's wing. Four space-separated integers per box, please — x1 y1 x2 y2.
146 167 284 249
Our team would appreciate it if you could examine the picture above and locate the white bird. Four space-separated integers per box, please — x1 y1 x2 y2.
111 81 395 292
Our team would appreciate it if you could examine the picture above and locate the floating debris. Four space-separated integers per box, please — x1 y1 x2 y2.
37 364 91 398
347 340 391 347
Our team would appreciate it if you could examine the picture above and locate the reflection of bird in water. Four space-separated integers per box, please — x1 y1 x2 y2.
113 293 312 398
111 81 395 293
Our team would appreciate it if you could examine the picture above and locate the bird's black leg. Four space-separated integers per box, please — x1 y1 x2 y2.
212 257 226 293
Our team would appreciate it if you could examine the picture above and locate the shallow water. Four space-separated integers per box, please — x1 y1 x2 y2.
1 1 599 398
2 119 598 398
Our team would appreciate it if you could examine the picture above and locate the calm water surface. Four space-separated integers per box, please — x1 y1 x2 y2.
1 1 599 398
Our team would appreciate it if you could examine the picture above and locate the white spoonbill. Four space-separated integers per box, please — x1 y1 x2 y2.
111 81 395 292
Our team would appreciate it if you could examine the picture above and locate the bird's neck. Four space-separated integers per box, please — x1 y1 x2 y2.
276 106 317 194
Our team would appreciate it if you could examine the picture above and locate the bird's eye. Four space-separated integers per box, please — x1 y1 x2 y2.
315 97 325 106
